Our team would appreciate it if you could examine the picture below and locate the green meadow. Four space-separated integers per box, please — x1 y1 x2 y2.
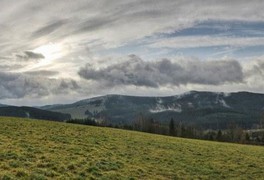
0 117 264 179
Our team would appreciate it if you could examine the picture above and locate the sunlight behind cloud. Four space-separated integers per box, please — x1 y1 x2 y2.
33 43 64 62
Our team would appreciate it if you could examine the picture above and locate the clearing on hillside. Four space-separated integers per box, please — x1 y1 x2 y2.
0 117 264 179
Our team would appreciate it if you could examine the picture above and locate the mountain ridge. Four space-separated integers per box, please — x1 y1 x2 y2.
0 106 71 121
39 91 264 129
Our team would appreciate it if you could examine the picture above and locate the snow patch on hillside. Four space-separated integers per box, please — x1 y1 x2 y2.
219 99 230 108
215 93 231 108
156 97 163 104
223 92 231 97
150 104 182 113
25 112 30 118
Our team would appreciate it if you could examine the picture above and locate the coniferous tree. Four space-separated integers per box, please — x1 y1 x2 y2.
216 130 222 141
169 118 175 136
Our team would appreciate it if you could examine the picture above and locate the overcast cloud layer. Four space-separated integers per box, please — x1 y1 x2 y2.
0 0 264 105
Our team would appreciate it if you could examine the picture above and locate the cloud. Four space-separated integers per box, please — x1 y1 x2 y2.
1 0 264 55
0 72 80 99
148 36 264 49
1 0 264 104
245 60 264 77
0 1 264 62
79 55 244 87
31 19 67 38
16 51 45 60
25 70 59 77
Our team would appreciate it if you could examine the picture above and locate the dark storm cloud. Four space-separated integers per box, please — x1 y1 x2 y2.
16 51 45 60
0 72 80 99
78 55 244 87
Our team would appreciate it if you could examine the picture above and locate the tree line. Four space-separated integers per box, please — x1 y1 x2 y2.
66 116 264 145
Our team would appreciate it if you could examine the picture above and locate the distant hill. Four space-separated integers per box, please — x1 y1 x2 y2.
0 106 70 121
0 104 8 107
41 91 264 129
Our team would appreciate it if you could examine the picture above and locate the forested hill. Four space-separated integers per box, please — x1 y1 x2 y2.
41 91 264 129
0 106 70 121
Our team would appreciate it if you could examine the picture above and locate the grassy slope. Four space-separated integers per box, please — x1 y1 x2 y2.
0 117 264 180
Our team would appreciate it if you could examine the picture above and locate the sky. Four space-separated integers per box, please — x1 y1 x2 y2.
1 0 264 106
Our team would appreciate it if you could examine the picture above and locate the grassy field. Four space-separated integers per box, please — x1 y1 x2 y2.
0 117 264 179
